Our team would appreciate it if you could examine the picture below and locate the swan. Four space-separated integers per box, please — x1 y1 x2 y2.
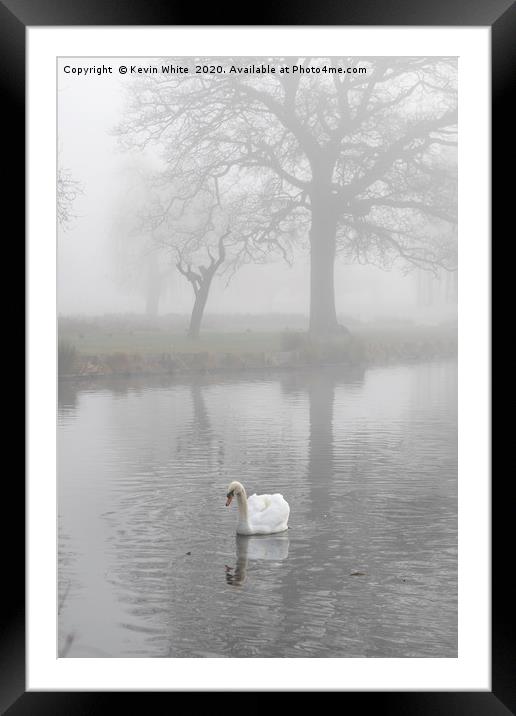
225 481 290 535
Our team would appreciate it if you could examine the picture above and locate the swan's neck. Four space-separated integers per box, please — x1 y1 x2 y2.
236 488 249 527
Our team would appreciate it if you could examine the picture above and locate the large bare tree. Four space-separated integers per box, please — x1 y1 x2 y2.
116 56 457 336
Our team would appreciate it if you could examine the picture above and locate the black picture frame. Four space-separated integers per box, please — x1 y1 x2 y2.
6 0 505 711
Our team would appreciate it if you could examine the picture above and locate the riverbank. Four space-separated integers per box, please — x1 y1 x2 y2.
58 319 457 379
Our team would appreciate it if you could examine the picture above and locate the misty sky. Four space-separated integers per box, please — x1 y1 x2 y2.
57 58 456 322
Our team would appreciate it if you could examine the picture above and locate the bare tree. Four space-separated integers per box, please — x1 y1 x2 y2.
57 166 82 229
176 231 228 339
116 57 457 335
147 177 242 339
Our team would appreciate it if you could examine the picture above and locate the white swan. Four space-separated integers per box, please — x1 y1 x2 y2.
225 481 290 535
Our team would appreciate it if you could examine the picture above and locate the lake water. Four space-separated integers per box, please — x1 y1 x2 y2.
58 360 457 658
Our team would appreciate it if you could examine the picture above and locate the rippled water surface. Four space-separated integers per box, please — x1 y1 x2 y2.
58 360 457 657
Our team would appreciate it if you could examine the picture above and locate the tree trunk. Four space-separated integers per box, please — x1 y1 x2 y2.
188 284 210 339
309 203 338 336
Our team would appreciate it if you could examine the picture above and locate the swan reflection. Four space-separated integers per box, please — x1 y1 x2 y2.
225 533 289 586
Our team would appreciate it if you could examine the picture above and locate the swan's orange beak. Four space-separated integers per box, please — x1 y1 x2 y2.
226 495 233 507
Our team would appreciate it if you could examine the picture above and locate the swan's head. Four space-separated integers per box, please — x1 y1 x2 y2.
226 481 245 507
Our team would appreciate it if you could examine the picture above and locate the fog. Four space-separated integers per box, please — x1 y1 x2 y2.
58 57 457 326
58 57 458 659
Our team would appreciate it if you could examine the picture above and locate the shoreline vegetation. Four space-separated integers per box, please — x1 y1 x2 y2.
58 314 457 380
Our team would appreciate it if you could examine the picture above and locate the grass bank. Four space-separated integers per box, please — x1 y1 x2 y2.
58 316 457 378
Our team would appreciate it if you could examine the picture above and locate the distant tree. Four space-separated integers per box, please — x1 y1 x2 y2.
116 57 457 335
109 161 173 316
57 166 82 229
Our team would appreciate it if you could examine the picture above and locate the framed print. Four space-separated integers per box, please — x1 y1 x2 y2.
5 0 507 710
